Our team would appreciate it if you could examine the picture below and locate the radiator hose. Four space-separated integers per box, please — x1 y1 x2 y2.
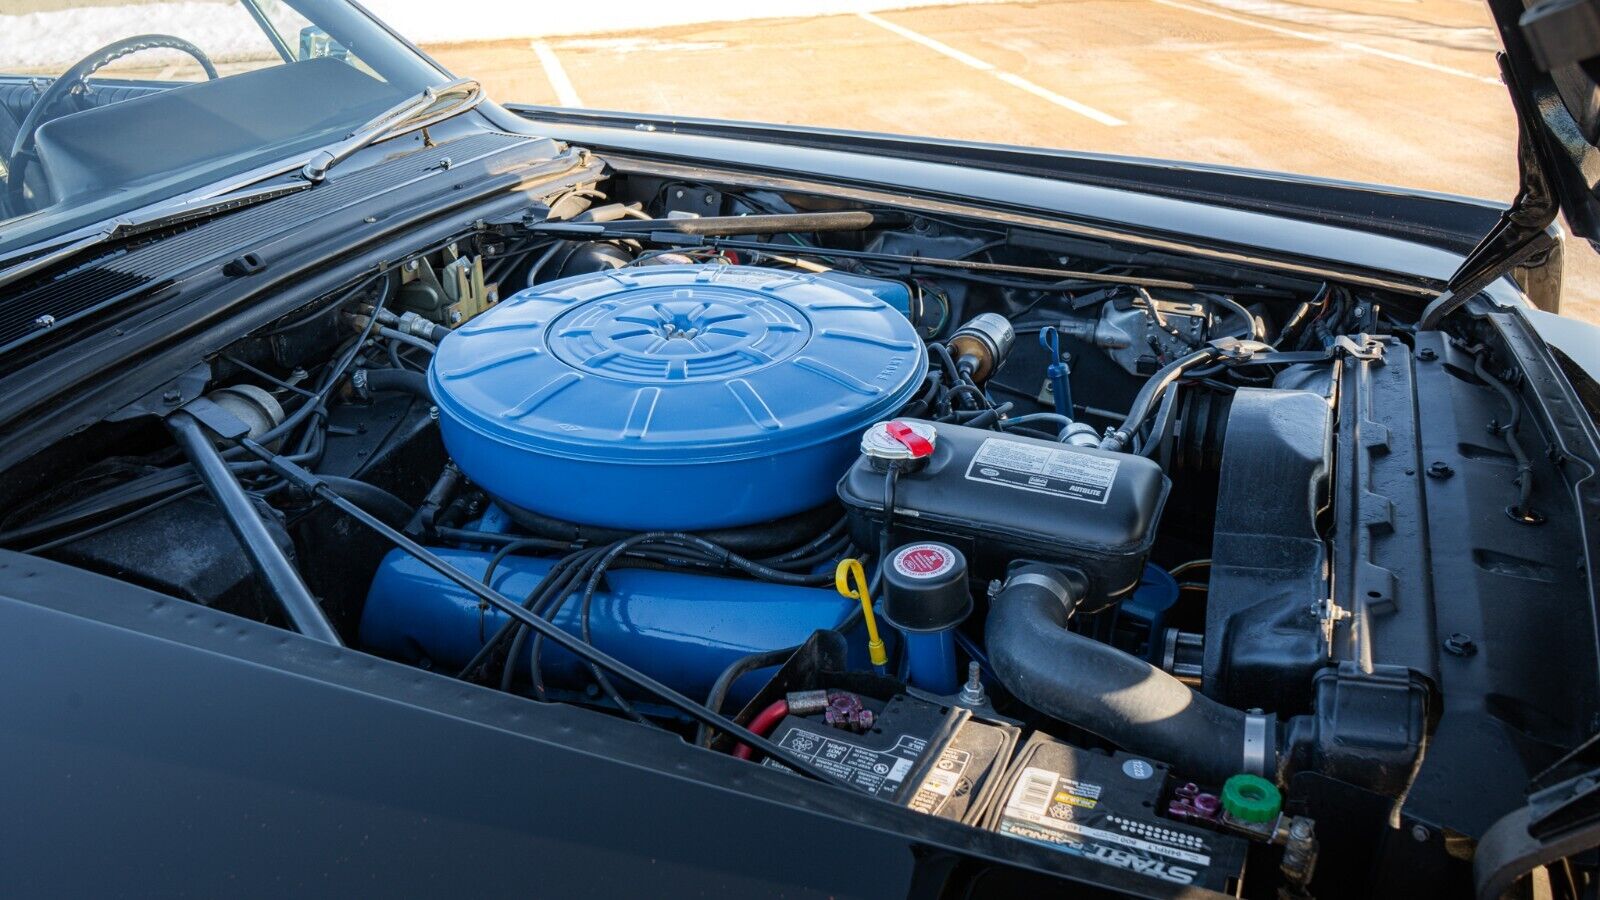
986 563 1276 784
357 367 432 401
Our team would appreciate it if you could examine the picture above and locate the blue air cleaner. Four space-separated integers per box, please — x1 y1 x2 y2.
429 265 926 530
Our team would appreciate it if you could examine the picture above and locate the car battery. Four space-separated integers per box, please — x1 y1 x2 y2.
762 691 1018 825
985 732 1248 893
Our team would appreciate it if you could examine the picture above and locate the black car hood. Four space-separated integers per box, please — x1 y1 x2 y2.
1490 0 1600 245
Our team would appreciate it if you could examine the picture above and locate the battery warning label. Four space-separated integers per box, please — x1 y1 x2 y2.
763 728 927 797
964 438 1119 504
908 747 972 816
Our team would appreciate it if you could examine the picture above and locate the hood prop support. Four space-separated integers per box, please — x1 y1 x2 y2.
1420 53 1563 330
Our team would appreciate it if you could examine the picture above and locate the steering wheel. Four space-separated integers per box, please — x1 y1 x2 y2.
4 34 219 215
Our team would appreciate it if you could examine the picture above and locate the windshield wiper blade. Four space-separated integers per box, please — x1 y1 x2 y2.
0 180 310 292
300 78 482 184
119 180 314 238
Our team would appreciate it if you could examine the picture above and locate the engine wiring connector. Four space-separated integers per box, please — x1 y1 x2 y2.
835 558 888 672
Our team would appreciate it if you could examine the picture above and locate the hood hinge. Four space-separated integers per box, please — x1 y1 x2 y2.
1419 54 1562 330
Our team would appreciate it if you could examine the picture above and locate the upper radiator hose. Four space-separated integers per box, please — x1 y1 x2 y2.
986 563 1276 784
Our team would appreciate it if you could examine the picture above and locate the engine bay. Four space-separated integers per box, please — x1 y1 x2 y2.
5 168 1597 898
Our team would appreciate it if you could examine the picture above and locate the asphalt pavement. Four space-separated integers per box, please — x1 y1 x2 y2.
424 0 1600 322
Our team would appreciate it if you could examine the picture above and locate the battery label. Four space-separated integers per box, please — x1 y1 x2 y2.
907 747 973 816
964 438 1118 504
998 766 1213 887
764 728 927 797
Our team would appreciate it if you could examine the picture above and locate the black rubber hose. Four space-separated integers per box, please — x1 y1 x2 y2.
496 501 840 557
360 367 432 401
1473 351 1537 514
1099 346 1221 452
758 517 849 565
696 645 801 748
316 476 416 532
986 564 1270 784
1207 292 1264 341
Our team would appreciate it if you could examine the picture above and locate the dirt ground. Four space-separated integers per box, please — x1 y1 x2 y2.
423 0 1600 324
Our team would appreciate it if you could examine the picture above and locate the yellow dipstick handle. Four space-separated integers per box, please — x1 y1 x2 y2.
835 558 888 668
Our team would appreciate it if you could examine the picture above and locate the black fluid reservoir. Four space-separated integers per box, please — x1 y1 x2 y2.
839 420 1168 601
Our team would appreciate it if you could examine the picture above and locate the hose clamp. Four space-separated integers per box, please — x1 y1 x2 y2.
1004 571 1073 614
1243 713 1272 776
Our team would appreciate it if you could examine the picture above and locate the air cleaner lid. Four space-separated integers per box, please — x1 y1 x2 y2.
429 265 927 463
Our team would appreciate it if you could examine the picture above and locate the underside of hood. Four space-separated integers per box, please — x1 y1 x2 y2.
1417 0 1600 326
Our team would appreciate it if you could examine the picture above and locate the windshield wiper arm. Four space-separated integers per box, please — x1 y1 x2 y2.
300 78 482 184
0 229 114 294
0 180 311 292
0 80 482 289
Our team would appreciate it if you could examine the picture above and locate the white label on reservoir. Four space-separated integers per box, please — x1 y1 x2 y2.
964 437 1119 504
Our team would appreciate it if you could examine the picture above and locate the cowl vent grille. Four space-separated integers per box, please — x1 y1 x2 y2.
0 131 526 353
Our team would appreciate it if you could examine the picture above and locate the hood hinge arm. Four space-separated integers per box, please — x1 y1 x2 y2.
1420 54 1562 330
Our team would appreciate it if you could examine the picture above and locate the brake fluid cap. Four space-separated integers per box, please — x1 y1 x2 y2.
882 541 972 633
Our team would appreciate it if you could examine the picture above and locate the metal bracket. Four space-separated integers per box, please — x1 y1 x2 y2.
106 362 212 422
1528 770 1600 840
1330 334 1385 361
1203 335 1381 367
174 396 252 441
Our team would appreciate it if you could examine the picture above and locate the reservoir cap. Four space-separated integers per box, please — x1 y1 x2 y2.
882 541 972 633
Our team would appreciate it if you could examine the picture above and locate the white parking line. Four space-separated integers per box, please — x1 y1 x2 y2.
531 41 584 107
1150 0 1502 85
856 11 1126 127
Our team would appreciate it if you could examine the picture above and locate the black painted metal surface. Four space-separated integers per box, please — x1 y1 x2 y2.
0 550 1215 899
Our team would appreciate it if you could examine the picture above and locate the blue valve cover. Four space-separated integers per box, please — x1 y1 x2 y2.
430 264 926 529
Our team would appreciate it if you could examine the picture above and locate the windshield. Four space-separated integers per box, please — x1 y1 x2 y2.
0 0 448 252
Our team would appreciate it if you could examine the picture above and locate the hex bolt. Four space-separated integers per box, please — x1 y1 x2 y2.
1411 824 1430 842
959 662 986 707
1443 633 1477 657
161 388 182 405
1417 348 1437 362
1426 462 1455 480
